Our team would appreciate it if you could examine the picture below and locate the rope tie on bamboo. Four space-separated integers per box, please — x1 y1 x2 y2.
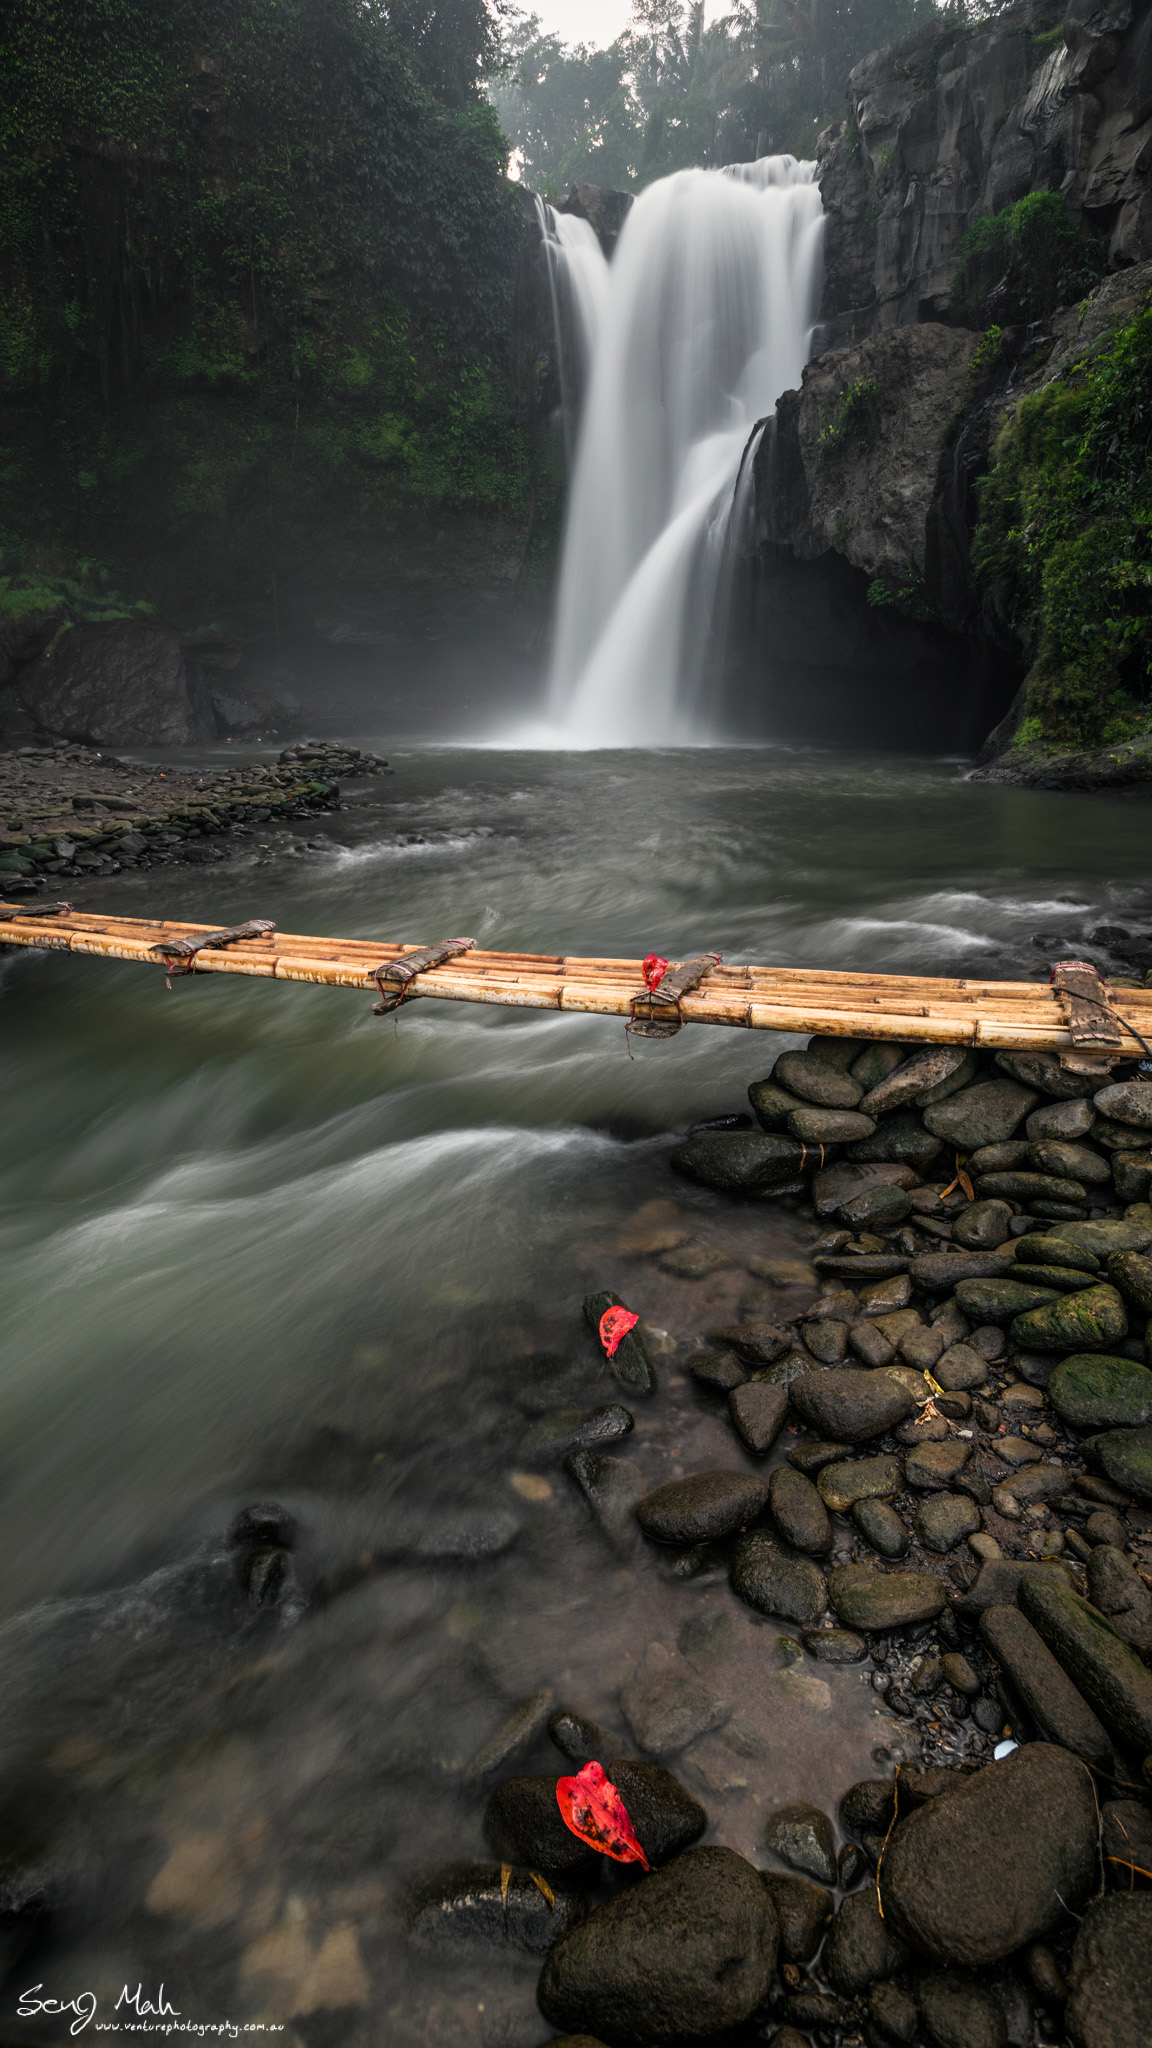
626 952 722 1051
150 919 276 989
371 937 475 1015
1051 959 1152 1068
0 901 74 922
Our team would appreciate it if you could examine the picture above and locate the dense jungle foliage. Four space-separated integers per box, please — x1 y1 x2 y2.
950 190 1107 329
0 0 531 631
974 302 1152 753
492 0 961 192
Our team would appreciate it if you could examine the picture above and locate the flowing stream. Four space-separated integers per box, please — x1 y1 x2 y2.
530 159 824 747
1 748 1149 2039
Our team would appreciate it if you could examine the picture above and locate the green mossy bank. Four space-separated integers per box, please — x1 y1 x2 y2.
0 0 549 692
971 271 1152 785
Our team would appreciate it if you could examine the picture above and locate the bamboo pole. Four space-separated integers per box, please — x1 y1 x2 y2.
1 903 1149 1052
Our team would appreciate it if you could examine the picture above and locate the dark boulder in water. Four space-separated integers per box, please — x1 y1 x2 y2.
537 1846 778 2045
407 1860 584 1956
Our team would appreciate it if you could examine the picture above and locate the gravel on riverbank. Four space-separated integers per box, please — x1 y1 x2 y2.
0 738 387 890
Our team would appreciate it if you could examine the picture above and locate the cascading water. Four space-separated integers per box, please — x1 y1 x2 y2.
533 197 610 460
533 157 824 748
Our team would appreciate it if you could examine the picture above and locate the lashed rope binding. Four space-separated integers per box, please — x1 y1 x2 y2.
627 952 722 1045
150 919 276 989
0 900 73 922
1051 959 1152 1066
371 937 475 1014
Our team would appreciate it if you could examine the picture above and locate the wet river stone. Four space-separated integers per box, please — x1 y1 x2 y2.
812 1161 917 1216
953 1198 1014 1249
847 1111 945 1169
882 1743 1097 1965
770 1467 832 1553
1027 1095 1098 1139
954 1277 1061 1322
1095 1080 1152 1129
605 1761 707 1864
817 1453 902 1514
910 1251 1016 1293
708 1321 791 1365
923 1079 1039 1149
567 1450 643 1553
837 1183 912 1230
537 1846 778 2046
670 1129 803 1194
1010 1282 1128 1353
485 1776 598 1872
918 1976 1008 2048
620 1671 730 1757
408 1861 584 1956
1049 1354 1152 1431
636 1472 770 1544
775 1049 863 1107
975 1170 1087 1205
823 1889 906 1998
853 1498 909 1558
788 1105 876 1144
1019 1572 1152 1752
730 1531 827 1624
1017 1233 1102 1271
903 1439 971 1489
764 1800 837 1884
828 1564 945 1630
934 1343 989 1392
1030 1138 1113 1186
728 1379 789 1454
914 1493 981 1553
1065 1893 1152 2048
748 1078 806 1130
978 1605 1114 1770
1105 1408 1152 1501
760 1872 833 1963
1109 1248 1152 1312
520 1405 634 1462
789 1368 916 1443
1086 1545 1152 1651
859 1046 973 1119
689 1349 748 1392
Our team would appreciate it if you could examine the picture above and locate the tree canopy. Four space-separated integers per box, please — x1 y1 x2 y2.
491 0 989 193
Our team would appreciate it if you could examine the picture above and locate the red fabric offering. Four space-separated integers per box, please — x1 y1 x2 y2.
556 1761 650 1869
599 1306 639 1358
641 953 669 991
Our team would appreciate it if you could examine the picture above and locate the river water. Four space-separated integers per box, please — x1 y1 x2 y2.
1 746 1149 2042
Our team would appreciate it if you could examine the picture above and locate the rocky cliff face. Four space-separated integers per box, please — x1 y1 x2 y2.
818 0 1152 337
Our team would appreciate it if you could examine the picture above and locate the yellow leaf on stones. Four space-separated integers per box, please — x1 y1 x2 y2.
501 1863 512 1919
530 1872 555 1908
509 1472 553 1503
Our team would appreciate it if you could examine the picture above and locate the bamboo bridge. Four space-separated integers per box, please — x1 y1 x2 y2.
3 901 1151 1057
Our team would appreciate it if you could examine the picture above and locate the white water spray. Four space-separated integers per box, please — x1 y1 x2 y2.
532 158 824 748
533 197 610 460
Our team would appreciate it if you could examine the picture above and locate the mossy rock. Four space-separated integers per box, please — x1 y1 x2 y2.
1048 1354 1152 1432
1009 1283 1128 1355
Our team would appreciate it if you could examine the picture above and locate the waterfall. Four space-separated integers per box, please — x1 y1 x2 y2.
537 157 824 748
533 197 610 462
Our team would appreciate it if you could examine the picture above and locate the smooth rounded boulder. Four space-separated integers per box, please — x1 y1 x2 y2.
1048 1354 1152 1431
537 1846 778 2046
789 1368 916 1443
636 1471 770 1544
1065 1893 1152 2048
880 1744 1097 1966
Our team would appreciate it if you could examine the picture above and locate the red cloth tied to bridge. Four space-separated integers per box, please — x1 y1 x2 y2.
599 1306 639 1358
556 1761 650 1869
641 953 669 991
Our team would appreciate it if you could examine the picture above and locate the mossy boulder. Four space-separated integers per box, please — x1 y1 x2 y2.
1009 1283 1128 1354
1049 1354 1152 1432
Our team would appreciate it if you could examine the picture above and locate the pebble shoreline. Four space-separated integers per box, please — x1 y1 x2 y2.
0 738 388 888
413 1033 1152 2048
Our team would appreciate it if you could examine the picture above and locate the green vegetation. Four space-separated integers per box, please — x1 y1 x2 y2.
973 303 1152 752
950 190 1106 329
0 0 532 629
819 376 879 449
867 575 936 623
492 0 944 194
967 324 1003 382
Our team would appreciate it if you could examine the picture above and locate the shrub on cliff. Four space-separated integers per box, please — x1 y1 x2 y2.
973 304 1152 751
950 191 1106 330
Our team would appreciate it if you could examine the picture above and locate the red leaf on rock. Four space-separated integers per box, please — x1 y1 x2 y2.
599 1307 639 1359
556 1761 651 1869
